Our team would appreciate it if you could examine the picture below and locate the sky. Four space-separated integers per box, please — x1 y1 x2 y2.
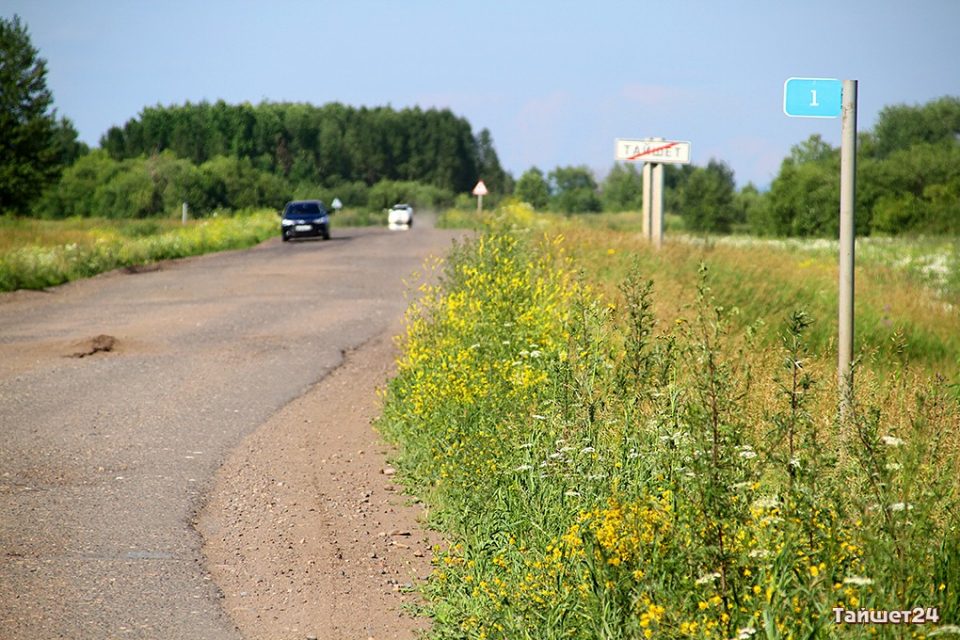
6 0 960 189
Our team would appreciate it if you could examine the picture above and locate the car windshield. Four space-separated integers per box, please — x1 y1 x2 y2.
392 205 409 211
287 202 323 215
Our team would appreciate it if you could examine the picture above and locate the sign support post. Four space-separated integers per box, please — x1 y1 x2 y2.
838 79 858 417
641 163 652 242
783 76 857 417
651 163 664 249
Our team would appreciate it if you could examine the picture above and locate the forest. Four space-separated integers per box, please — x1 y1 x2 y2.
33 101 509 219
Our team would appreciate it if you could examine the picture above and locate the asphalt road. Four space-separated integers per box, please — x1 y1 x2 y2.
0 220 460 639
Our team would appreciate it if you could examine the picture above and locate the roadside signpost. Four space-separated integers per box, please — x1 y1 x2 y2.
331 197 343 212
784 77 857 415
472 180 488 213
615 138 691 248
615 139 692 164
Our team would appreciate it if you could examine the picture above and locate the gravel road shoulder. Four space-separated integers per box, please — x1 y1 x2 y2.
197 326 439 640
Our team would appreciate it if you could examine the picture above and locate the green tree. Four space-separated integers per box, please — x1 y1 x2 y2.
663 163 695 214
677 159 738 233
33 150 120 218
514 167 550 210
475 128 508 195
0 15 82 214
766 155 839 236
871 96 960 158
734 183 768 234
548 165 602 213
601 163 644 211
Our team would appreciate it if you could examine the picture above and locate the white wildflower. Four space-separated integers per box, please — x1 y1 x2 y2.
514 465 533 472
518 442 534 449
881 435 905 447
752 497 779 510
580 446 596 454
529 350 542 358
749 549 770 559
842 576 874 586
885 462 902 471
531 414 547 420
564 490 581 497
737 628 757 640
928 625 960 636
695 572 721 585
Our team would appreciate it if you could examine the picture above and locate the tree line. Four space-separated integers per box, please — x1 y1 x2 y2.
100 101 509 196
38 101 508 219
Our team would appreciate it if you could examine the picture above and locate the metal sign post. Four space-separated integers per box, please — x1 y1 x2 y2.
838 80 858 415
651 163 664 249
783 77 857 416
641 163 652 242
615 138 691 248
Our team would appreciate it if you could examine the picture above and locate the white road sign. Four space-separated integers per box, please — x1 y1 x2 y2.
615 138 692 165
472 180 488 196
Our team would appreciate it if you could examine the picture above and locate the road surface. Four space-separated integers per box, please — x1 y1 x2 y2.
0 221 460 639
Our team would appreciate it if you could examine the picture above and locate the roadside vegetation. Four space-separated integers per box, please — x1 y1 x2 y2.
0 210 276 292
380 204 960 639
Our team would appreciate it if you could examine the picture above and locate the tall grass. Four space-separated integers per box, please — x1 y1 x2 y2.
0 210 277 292
379 204 960 639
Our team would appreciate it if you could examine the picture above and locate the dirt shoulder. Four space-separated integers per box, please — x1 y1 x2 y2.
197 327 438 640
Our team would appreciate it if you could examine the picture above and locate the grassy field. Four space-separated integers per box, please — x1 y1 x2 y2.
0 207 399 293
381 204 960 639
0 210 278 292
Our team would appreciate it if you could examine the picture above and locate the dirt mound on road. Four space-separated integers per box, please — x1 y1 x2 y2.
67 334 117 358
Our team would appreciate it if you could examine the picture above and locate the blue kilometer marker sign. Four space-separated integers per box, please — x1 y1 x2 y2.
784 77 843 118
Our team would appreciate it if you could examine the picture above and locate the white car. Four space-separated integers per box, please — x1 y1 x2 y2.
388 203 414 229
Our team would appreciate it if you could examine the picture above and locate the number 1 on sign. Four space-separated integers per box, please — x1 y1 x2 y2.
810 90 819 107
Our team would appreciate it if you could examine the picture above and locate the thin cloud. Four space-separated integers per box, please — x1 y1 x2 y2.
511 91 574 168
620 84 698 108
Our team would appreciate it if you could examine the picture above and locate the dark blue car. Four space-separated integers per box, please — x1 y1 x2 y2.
280 200 331 242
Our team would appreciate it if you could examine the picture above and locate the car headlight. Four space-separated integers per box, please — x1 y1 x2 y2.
319 215 329 224
281 219 295 226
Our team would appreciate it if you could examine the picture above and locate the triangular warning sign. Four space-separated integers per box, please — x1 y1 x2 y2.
472 180 488 196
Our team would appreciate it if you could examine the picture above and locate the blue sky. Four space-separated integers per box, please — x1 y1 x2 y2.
6 1 959 188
